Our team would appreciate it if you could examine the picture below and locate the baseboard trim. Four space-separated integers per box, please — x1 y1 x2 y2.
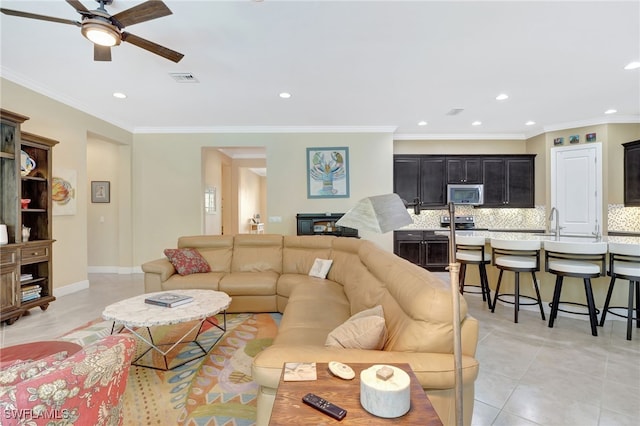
54 280 89 298
87 266 144 274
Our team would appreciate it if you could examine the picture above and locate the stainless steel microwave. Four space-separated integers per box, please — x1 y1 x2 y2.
447 184 484 205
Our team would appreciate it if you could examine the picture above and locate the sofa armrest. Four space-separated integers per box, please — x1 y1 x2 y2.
461 314 479 358
141 258 176 292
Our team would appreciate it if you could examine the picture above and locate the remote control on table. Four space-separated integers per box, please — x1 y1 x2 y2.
302 393 347 421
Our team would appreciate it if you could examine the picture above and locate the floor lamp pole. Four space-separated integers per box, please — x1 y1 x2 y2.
448 202 463 426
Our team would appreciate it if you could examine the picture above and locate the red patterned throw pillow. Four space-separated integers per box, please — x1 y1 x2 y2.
164 248 211 276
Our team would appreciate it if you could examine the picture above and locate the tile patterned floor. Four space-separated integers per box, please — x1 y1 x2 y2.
2 272 639 425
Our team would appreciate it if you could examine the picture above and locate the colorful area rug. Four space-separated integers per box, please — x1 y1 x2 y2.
61 313 281 425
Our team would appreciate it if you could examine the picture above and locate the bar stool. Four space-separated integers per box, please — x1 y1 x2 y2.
456 235 492 309
599 242 640 340
544 240 608 336
491 238 545 323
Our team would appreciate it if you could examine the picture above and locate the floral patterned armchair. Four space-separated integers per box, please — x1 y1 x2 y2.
0 334 136 426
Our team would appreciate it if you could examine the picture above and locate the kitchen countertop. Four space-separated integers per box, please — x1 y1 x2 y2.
433 230 640 246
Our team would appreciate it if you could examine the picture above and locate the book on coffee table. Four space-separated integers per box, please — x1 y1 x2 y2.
144 293 194 308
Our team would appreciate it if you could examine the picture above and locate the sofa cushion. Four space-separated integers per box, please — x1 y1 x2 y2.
220 271 279 296
162 272 225 291
325 305 387 350
283 235 334 275
164 248 211 276
309 258 333 279
178 235 234 273
275 281 350 346
232 234 283 273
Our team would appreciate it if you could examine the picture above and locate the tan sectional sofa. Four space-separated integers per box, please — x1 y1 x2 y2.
142 234 479 426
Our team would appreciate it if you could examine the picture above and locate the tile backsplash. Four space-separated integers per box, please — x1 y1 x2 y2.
607 204 640 232
402 205 546 230
402 204 640 233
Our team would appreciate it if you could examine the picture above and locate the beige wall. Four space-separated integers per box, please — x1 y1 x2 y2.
1 78 133 291
394 139 527 155
87 137 120 269
132 132 394 266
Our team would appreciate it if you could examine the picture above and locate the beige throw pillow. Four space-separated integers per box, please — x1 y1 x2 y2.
309 258 333 279
325 305 387 350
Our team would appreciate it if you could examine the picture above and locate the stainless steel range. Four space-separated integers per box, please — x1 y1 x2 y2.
440 215 476 230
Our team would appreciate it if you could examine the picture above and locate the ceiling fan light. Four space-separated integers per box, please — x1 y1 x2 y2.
82 20 120 47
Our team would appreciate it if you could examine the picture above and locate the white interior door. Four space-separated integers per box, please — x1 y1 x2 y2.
550 143 602 235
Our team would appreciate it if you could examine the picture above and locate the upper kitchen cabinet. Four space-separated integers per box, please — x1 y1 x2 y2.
394 156 446 209
420 157 447 207
623 140 640 206
482 155 535 208
446 157 482 183
394 156 420 206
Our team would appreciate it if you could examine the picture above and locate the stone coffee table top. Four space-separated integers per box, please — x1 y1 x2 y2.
102 289 231 327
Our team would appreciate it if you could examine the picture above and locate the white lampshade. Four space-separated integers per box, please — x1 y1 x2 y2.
336 193 413 234
0 224 7 245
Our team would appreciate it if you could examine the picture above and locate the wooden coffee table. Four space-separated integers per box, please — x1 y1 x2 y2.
269 362 442 425
102 289 231 371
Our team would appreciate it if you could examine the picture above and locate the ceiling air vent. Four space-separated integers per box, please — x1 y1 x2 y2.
169 73 199 83
446 108 465 116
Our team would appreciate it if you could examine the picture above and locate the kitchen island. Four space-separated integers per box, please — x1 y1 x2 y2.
435 230 639 329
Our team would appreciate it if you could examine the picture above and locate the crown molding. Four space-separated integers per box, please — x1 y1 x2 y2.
541 115 640 133
132 125 398 134
393 133 527 141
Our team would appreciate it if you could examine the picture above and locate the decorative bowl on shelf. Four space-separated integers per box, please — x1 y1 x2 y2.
21 198 31 209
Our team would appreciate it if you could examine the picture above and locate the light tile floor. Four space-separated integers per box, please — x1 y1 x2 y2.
1 273 639 425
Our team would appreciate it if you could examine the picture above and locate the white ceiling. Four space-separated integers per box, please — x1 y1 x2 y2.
1 0 639 139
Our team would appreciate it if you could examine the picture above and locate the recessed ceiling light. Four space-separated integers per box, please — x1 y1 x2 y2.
605 109 617 114
496 93 509 101
624 61 640 70
279 92 291 99
418 121 428 126
472 121 482 126
525 121 535 126
113 92 127 99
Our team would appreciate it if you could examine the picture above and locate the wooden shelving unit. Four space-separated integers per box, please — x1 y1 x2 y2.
1 109 58 325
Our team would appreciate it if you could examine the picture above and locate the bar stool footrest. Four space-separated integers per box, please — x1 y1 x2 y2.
495 293 542 306
548 301 601 316
461 284 486 295
603 306 638 321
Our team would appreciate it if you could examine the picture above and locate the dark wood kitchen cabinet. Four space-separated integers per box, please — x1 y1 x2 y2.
393 156 446 208
394 230 449 271
482 155 535 208
446 157 482 183
623 140 640 206
394 154 535 209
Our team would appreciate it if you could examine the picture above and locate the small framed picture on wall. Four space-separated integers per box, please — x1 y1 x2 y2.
553 137 564 146
91 181 110 203
569 135 580 144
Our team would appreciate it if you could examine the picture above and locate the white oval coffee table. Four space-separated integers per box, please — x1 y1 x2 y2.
102 289 232 370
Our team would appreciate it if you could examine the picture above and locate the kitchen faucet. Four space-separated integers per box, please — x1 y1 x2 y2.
548 207 562 239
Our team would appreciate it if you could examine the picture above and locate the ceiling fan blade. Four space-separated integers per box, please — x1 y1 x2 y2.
66 0 89 13
112 1 172 28
0 8 80 26
94 44 112 62
122 32 184 63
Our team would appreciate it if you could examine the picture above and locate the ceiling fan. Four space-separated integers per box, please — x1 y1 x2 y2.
0 0 184 62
